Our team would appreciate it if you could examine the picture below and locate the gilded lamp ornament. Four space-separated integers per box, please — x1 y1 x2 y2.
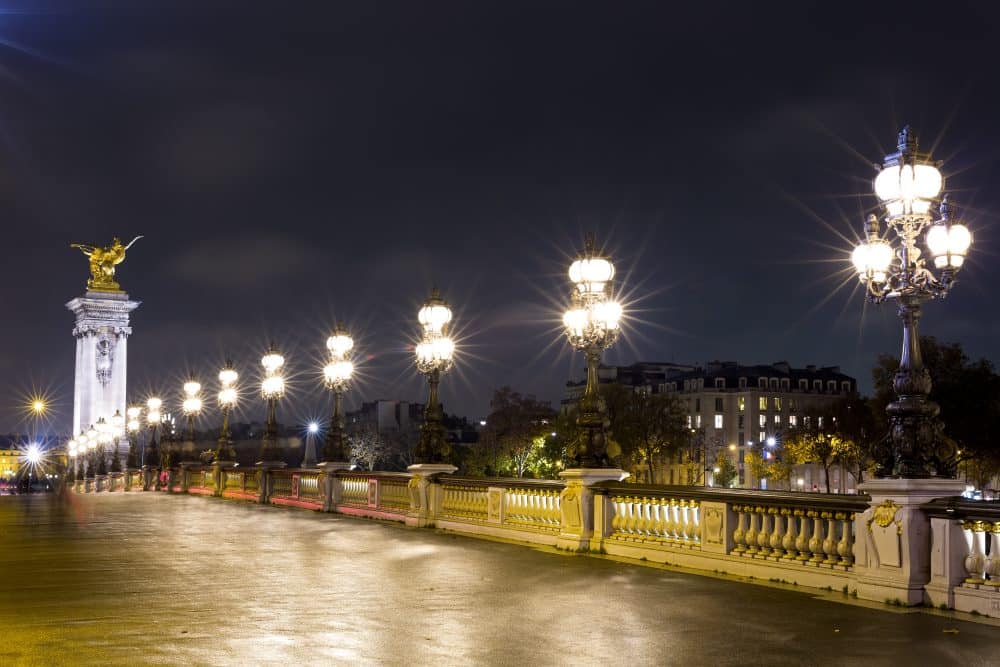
70 236 143 292
563 234 622 467
853 127 972 478
414 289 455 464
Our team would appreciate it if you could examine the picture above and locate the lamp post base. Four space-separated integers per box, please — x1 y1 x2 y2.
556 468 629 552
405 463 457 527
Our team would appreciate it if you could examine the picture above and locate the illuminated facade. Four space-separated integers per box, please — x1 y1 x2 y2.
0 448 23 480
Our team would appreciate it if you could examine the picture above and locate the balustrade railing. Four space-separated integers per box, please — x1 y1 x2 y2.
338 474 369 506
440 482 489 521
609 494 700 547
377 478 410 510
504 486 561 531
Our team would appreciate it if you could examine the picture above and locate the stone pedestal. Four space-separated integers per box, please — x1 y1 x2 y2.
255 462 287 504
124 468 140 491
405 463 457 528
212 461 237 497
556 468 628 552
854 477 966 606
95 474 108 492
318 462 352 512
142 465 158 491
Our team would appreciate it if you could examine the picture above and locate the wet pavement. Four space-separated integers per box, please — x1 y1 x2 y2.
1 493 998 666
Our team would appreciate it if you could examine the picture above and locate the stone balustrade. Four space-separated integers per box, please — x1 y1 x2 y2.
67 466 1000 616
923 498 1000 615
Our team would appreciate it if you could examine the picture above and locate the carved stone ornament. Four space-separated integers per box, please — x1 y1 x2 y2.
867 499 903 536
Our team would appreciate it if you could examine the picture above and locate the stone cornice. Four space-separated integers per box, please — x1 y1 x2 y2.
66 291 140 335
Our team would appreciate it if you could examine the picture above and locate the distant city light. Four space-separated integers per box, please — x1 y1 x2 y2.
26 443 42 465
308 422 319 434
766 437 776 447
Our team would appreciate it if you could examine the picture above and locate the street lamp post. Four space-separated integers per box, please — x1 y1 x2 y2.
215 361 238 463
126 407 142 469
852 127 972 478
414 289 455 464
258 343 287 466
181 379 203 459
109 410 124 476
562 234 623 467
321 326 354 468
144 397 162 490
555 235 629 551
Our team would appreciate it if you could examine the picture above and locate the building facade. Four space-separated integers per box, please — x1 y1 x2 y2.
564 360 857 488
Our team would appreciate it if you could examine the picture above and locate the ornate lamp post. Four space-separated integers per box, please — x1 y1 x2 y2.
215 361 239 463
126 406 142 470
259 343 287 465
562 235 623 467
852 127 972 478
67 438 79 486
144 397 162 489
109 410 124 474
321 326 354 467
181 380 203 465
414 289 455 464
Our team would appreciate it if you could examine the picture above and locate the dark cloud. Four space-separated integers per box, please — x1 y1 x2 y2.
2 1 1000 432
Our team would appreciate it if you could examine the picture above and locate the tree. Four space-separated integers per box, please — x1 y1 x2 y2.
745 450 769 490
604 387 687 483
348 427 388 471
872 336 1000 488
713 451 737 489
481 387 555 478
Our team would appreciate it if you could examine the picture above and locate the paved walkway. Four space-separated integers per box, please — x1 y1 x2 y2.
1 493 998 666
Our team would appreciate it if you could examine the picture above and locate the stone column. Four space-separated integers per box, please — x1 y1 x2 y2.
853 478 966 605
318 462 351 512
66 291 140 438
556 468 628 552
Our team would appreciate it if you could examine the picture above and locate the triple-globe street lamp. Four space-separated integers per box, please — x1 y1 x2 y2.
259 343 286 464
562 235 623 467
851 126 973 478
414 289 455 464
216 361 239 462
145 396 162 469
322 326 354 464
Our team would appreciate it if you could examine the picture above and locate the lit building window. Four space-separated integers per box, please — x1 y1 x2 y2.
758 430 766 443
758 396 767 411
789 399 797 412
687 415 693 428
818 416 825 429
789 415 798 427
714 414 723 429
774 415 781 426
773 397 781 411
738 396 745 412
758 415 766 428
696 415 702 428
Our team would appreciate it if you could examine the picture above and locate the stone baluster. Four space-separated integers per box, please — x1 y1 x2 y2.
756 506 771 556
808 511 825 563
795 510 811 562
610 497 624 535
686 501 698 544
662 500 676 543
781 509 798 560
836 513 854 566
822 512 839 564
769 508 785 557
634 498 649 539
676 501 689 542
744 507 759 555
986 522 1000 586
732 505 747 553
649 498 665 540
964 521 987 584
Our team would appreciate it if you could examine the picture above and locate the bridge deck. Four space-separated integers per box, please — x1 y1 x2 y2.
1 493 997 665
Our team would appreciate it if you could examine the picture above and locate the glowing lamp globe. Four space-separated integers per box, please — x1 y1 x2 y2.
127 406 142 420
593 299 623 330
418 297 452 335
111 410 124 429
147 410 161 425
327 330 354 359
324 359 354 385
183 397 203 415
927 223 972 269
147 397 162 411
261 348 285 374
183 381 202 397
262 375 285 399
219 366 238 387
218 387 238 408
569 255 615 296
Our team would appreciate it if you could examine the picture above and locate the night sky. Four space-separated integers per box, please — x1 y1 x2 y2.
2 1 999 435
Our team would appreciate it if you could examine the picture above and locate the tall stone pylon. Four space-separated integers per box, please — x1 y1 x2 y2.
66 237 142 440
